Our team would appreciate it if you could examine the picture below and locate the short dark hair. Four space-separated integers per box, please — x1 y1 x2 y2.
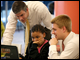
12 1 28 14
31 24 45 34
48 2 54 14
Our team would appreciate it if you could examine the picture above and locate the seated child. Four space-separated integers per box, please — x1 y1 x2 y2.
19 24 49 59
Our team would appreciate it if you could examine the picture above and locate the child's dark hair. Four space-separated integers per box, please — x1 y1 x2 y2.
31 24 45 34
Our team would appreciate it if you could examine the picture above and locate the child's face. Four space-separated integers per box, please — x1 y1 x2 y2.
31 31 46 47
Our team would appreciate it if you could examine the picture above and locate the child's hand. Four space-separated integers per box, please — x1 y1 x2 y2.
33 40 41 47
19 57 22 59
33 40 39 44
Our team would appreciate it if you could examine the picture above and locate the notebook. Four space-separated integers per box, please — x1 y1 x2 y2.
1 45 19 59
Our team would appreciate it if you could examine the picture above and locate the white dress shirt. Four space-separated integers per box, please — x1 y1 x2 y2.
2 1 52 45
49 31 79 59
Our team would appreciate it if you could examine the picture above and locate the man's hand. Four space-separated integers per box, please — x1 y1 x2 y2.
49 38 60 52
49 38 58 45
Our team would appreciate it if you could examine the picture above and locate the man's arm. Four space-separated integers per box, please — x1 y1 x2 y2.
38 1 52 30
35 1 52 40
2 9 18 45
49 38 79 59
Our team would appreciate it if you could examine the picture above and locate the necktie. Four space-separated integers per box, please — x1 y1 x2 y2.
25 19 30 54
62 41 64 51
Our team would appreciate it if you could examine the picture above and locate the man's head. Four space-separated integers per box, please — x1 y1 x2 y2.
12 1 29 23
51 14 72 40
12 1 28 14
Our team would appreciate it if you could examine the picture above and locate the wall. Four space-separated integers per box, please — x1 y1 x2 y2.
54 1 79 34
